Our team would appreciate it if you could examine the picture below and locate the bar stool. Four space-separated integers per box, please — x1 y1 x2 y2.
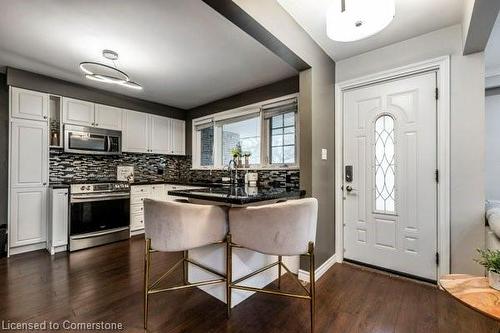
143 199 228 329
227 198 318 332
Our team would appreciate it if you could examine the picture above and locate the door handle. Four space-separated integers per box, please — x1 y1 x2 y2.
346 185 357 193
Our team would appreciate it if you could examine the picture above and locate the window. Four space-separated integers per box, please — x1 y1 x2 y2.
194 120 214 167
374 115 396 213
192 96 298 169
263 99 298 166
269 112 296 164
218 114 260 165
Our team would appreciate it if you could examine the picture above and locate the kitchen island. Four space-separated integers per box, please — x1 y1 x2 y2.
168 185 305 205
167 185 306 307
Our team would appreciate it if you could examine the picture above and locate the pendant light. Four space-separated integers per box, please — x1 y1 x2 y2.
326 0 395 42
80 50 142 90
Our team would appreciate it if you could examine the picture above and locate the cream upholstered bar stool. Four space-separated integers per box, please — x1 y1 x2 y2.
226 198 318 332
143 199 228 329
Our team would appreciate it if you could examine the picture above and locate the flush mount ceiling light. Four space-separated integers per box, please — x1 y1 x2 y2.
326 0 395 42
79 50 142 90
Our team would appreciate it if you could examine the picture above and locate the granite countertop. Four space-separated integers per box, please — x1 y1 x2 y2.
168 185 305 205
49 183 71 189
48 179 223 188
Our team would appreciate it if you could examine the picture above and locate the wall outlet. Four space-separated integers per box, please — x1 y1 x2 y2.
321 148 328 160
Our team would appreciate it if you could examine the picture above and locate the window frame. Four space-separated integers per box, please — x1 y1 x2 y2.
191 94 299 170
265 111 298 167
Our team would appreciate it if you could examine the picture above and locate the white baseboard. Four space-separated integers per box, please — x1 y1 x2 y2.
298 253 337 283
130 228 145 237
9 242 47 256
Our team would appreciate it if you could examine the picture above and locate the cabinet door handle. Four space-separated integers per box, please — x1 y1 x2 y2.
43 182 47 186
95 123 99 126
43 115 48 119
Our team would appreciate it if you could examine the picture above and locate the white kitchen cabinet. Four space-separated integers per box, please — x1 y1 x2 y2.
11 87 48 121
62 97 95 127
123 111 185 155
95 104 123 130
170 119 185 155
10 187 47 248
10 119 48 187
48 188 69 255
150 116 171 154
123 110 149 153
130 184 197 234
151 184 166 200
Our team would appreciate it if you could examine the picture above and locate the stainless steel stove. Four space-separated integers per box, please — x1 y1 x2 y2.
69 181 130 251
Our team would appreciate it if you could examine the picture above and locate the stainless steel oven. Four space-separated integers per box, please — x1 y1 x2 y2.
64 124 121 155
69 182 130 251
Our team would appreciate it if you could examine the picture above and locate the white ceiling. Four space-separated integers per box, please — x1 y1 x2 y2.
486 12 500 88
277 0 464 61
0 0 297 109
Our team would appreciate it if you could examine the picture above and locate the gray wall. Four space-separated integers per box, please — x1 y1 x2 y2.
486 93 500 201
6 68 186 120
336 25 485 275
186 76 299 155
0 74 7 227
234 0 336 269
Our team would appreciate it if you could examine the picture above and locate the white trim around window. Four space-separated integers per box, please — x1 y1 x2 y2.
191 93 300 170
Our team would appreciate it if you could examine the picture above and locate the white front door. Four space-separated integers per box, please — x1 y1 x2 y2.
343 72 438 281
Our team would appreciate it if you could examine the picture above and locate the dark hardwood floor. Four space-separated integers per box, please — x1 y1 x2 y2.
0 236 498 332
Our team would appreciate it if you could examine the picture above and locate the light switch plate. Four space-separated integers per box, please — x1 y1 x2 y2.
321 148 328 160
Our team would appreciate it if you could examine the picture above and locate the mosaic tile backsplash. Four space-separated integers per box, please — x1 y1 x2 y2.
49 149 300 188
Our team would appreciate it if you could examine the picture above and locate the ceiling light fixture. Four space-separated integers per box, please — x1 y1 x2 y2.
79 50 142 90
326 0 395 42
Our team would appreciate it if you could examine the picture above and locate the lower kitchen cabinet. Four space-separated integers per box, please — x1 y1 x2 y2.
9 187 47 251
48 188 69 255
129 184 199 235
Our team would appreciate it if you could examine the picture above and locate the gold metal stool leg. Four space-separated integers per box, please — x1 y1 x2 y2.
278 255 282 289
309 242 316 333
183 250 189 285
144 238 151 330
226 234 232 318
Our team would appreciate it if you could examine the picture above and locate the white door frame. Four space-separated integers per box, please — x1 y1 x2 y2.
335 56 451 278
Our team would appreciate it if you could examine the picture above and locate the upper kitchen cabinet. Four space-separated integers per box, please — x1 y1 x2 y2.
123 110 149 153
95 104 123 130
10 119 48 187
11 87 48 121
62 97 95 127
171 118 185 155
150 115 171 154
123 109 185 155
63 98 124 131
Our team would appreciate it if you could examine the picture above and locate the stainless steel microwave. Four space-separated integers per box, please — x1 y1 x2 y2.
64 124 122 155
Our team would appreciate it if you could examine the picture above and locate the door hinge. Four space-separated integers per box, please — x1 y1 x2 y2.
435 252 440 265
435 169 439 183
435 88 439 100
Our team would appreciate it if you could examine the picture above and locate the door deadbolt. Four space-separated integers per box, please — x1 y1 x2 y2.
345 165 353 182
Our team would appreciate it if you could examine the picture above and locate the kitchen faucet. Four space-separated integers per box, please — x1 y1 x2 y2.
228 159 238 185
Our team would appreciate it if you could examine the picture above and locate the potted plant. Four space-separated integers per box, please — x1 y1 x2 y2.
230 144 242 167
475 249 500 290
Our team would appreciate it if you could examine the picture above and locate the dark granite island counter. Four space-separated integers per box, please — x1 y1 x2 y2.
167 185 305 205
166 185 306 308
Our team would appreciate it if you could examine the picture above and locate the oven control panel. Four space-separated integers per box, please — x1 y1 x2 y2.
71 182 130 194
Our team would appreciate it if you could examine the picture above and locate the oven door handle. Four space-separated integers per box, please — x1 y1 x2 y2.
70 227 130 240
70 193 130 203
